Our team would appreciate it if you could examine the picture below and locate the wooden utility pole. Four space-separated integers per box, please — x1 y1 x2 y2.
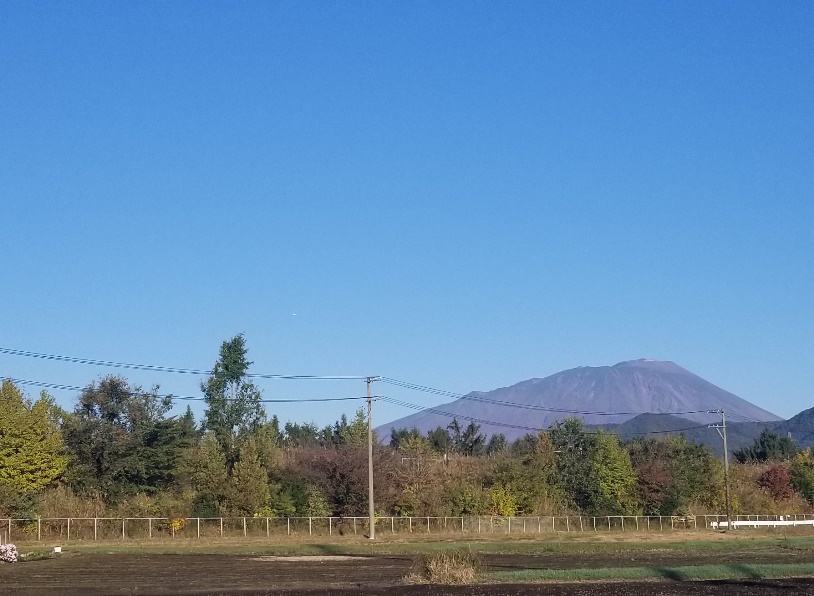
710 409 733 530
367 377 375 540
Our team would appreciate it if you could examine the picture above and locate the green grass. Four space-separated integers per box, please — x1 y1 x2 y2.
22 534 814 557
491 563 814 582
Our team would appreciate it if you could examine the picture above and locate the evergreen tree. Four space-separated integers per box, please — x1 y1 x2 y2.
186 432 229 516
227 437 270 515
733 428 797 463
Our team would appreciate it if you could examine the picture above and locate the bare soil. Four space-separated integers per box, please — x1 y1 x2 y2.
1 549 814 595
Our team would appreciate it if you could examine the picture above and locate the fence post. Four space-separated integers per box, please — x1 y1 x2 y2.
621 516 625 532
122 518 126 540
7 518 10 542
579 516 584 532
391 517 395 534
552 516 555 532
309 517 312 536
287 517 290 536
266 517 269 538
410 517 413 533
149 518 152 539
427 517 430 533
461 517 464 533
478 517 480 534
220 517 223 538
353 517 356 535
243 517 247 538
37 517 41 542
593 517 596 532
197 518 201 539
67 518 70 541
94 517 97 541
508 517 511 534
329 517 332 536
566 516 569 532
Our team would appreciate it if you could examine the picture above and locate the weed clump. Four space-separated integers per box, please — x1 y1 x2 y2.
409 550 480 584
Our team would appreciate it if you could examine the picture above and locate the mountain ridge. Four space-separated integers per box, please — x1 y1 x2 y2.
379 359 781 442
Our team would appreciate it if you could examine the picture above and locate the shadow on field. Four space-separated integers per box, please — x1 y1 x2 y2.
654 564 767 581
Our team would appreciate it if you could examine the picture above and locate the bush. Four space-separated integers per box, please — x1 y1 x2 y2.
758 465 794 501
410 550 480 584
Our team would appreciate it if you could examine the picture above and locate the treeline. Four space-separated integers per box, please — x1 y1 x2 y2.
2 335 814 521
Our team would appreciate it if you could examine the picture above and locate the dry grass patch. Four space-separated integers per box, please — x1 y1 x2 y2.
408 550 481 584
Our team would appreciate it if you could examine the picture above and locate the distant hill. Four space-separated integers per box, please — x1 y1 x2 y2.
597 413 768 457
380 359 782 443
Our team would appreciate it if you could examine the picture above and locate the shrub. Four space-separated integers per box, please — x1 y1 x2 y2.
758 465 794 501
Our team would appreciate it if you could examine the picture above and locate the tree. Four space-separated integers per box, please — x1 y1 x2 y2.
447 418 485 456
627 435 721 515
485 433 508 455
733 428 797 463
63 376 191 499
0 380 68 494
226 437 270 515
758 464 794 501
549 418 596 512
790 449 814 504
426 426 453 454
185 432 229 515
590 431 638 515
201 334 265 465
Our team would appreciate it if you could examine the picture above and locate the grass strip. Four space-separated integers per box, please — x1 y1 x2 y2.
491 562 814 583
25 534 814 557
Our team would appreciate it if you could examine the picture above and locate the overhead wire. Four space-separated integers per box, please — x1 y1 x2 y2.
380 376 720 418
378 394 716 438
0 347 371 380
1 376 370 404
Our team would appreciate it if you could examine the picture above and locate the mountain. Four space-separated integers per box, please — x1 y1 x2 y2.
600 413 768 457
380 359 782 442
772 407 814 449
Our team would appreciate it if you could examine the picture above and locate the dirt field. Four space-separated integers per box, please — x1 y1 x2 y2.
2 546 814 596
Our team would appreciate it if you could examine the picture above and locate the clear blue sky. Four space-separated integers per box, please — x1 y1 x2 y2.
1 1 812 426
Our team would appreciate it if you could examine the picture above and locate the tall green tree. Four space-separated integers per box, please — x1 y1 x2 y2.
590 431 638 514
550 417 596 512
201 334 265 465
63 376 192 499
0 380 68 493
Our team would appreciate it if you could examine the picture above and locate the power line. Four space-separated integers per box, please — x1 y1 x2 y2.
381 376 717 418
0 376 370 404
0 347 372 380
378 396 546 432
380 395 715 438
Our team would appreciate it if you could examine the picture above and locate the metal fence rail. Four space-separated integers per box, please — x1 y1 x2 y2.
3 514 813 542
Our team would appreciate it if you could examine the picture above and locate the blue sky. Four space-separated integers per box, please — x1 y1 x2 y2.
1 1 812 426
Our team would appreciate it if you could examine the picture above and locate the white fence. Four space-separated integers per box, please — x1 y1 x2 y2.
3 514 813 542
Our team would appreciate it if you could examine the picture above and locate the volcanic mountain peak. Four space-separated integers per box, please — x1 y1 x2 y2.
380 359 781 442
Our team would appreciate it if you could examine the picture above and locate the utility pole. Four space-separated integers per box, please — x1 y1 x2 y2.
709 409 733 531
367 377 376 540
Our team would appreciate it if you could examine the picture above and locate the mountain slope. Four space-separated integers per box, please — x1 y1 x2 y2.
380 359 781 442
